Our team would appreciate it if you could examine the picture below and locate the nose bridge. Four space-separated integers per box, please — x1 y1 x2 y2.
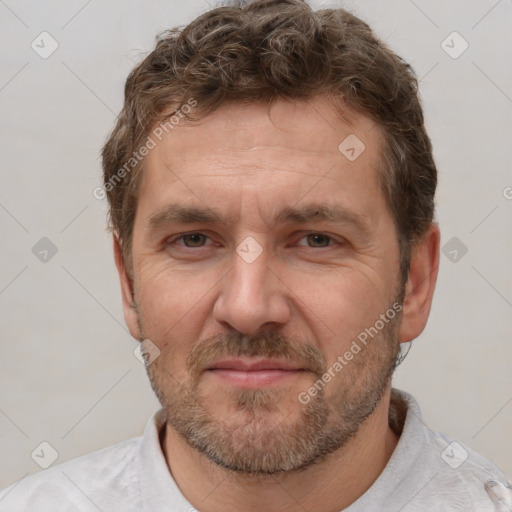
231 247 269 301
213 241 290 334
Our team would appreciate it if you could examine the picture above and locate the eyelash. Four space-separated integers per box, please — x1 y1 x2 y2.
167 232 342 250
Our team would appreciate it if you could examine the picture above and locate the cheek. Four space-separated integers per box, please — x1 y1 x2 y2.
134 265 206 344
133 259 235 367
287 267 392 355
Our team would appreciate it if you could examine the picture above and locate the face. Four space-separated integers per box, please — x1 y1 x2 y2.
124 97 405 474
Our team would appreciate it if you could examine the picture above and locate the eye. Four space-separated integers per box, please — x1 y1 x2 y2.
178 233 209 247
296 233 335 248
165 233 212 250
163 232 220 260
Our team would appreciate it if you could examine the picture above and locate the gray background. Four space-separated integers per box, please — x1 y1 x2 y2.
1 0 511 489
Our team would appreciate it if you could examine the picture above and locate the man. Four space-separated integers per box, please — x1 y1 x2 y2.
1 0 510 510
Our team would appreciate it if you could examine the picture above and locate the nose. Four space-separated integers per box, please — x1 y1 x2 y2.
212 246 291 335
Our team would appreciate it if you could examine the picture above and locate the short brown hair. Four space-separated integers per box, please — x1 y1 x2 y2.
102 0 437 281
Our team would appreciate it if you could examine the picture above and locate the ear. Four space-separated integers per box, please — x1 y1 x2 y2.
398 223 440 343
113 234 141 340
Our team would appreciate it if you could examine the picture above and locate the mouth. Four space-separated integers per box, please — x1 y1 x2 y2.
206 358 306 388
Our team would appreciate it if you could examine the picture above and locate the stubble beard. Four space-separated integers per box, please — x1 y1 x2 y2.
141 300 402 476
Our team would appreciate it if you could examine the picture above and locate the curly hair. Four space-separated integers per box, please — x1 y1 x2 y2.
102 0 437 281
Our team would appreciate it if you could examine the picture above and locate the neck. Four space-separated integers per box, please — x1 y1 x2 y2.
161 387 399 512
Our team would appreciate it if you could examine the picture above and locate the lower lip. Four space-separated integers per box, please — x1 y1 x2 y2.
207 369 304 388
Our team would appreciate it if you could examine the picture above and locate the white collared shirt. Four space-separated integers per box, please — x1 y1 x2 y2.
1 389 510 511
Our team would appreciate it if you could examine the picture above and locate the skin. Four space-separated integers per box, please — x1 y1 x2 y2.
114 97 440 511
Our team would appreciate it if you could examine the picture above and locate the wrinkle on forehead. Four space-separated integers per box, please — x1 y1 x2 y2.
136 97 387 234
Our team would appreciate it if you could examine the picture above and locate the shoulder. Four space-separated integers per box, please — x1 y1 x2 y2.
422 427 511 511
389 390 511 511
0 437 141 512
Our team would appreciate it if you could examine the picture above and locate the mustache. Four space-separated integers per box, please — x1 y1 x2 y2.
186 330 327 380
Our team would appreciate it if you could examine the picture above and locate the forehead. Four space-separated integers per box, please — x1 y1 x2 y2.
150 97 381 165
136 97 387 225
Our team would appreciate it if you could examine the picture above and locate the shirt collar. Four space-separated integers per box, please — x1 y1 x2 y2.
138 409 194 512
137 389 422 511
344 388 433 510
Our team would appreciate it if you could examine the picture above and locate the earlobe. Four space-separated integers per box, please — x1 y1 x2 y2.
113 235 141 340
398 224 440 343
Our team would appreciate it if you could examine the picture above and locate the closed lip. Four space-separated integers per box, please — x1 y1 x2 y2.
207 358 305 372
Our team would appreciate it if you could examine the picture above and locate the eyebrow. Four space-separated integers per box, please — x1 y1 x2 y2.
148 202 370 234
149 205 226 228
272 204 369 233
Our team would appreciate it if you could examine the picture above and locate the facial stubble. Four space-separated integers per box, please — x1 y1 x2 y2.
138 299 402 476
